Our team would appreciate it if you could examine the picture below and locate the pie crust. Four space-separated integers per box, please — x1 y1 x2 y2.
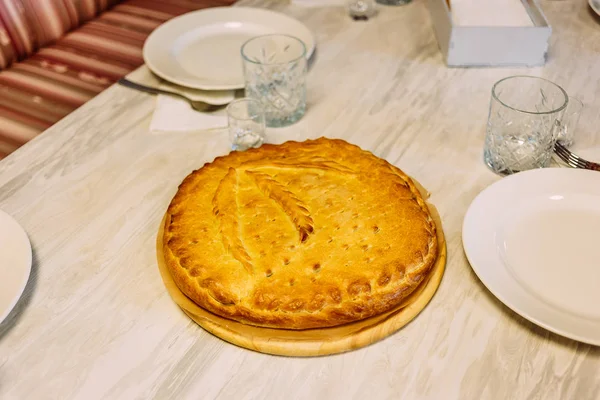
163 138 438 329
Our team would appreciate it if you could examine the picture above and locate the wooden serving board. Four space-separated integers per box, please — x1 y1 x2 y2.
156 185 446 357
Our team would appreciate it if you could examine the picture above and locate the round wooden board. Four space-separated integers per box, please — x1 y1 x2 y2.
156 183 446 357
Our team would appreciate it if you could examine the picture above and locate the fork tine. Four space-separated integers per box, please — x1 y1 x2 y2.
554 142 587 168
554 142 568 158
555 142 600 170
554 142 572 160
565 154 587 169
566 152 588 169
554 143 579 168
555 141 571 154
555 146 574 163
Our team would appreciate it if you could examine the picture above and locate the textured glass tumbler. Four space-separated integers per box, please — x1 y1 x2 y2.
557 97 583 147
347 0 376 18
226 98 266 151
241 34 307 127
484 76 568 175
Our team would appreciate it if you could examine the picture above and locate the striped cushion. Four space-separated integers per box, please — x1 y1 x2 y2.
0 0 117 69
0 0 38 66
0 0 235 159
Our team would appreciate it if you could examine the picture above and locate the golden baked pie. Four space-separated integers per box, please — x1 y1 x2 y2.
163 138 438 329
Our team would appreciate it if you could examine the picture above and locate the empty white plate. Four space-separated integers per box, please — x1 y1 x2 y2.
463 168 600 345
143 7 316 91
0 209 32 324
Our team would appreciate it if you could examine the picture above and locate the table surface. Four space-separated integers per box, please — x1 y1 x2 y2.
1 1 600 399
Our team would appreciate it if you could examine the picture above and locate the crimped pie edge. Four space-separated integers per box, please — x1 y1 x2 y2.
163 137 438 329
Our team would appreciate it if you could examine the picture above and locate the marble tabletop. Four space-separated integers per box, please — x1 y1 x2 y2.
1 0 599 399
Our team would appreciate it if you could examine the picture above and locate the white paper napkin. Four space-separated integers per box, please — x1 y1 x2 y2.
125 66 235 134
150 81 237 134
149 95 229 134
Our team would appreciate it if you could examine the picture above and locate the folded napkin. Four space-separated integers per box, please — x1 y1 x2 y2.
150 96 229 134
125 66 235 134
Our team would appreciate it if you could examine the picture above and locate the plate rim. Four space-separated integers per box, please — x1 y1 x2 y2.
590 0 600 16
142 6 316 91
0 209 32 325
462 168 600 346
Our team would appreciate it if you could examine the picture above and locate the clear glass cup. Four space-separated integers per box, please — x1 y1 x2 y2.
557 96 583 147
347 0 376 19
241 34 307 128
226 98 266 151
483 76 568 175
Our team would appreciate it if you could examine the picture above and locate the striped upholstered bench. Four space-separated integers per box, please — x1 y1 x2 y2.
0 0 235 160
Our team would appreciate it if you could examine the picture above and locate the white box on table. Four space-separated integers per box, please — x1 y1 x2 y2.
426 0 552 67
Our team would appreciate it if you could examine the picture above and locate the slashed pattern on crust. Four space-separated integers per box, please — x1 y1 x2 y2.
163 138 438 329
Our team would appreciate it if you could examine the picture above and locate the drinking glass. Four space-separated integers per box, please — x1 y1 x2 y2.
241 34 307 127
557 97 583 147
226 98 266 151
483 76 568 175
347 0 376 19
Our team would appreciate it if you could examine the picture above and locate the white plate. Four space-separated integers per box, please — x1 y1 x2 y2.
463 168 600 345
143 7 316 91
590 0 600 17
0 209 32 324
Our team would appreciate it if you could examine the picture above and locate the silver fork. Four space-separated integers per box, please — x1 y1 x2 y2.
117 78 224 112
554 141 600 171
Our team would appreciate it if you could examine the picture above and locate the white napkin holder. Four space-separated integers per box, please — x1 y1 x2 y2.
426 0 552 67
